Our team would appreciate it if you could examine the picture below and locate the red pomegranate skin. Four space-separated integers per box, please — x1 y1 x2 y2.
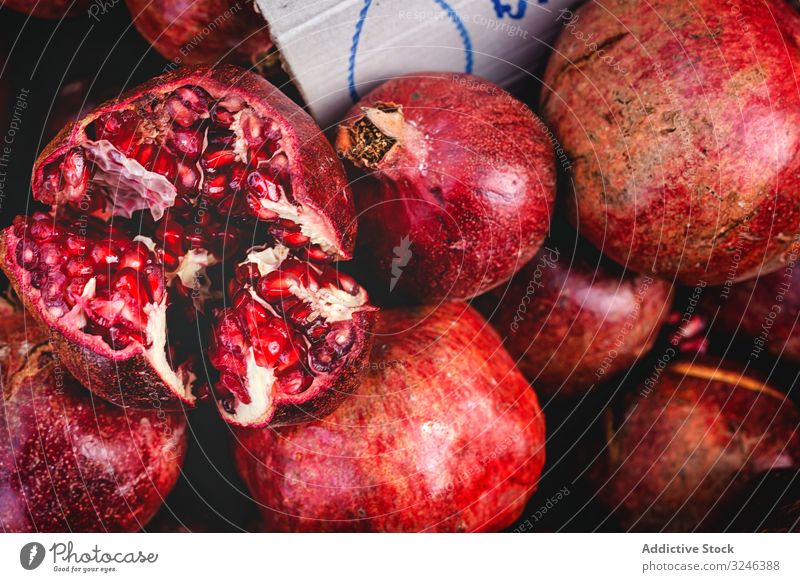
337 73 556 303
591 360 800 532
483 244 673 399
234 302 546 532
541 0 800 285
0 310 187 532
714 264 800 362
3 0 90 18
125 0 272 67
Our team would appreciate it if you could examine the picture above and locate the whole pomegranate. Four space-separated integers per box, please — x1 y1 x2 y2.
483 242 673 399
3 0 90 18
542 0 800 285
0 305 187 532
590 359 800 532
234 302 546 532
0 65 376 428
714 263 800 362
125 0 272 68
336 73 556 303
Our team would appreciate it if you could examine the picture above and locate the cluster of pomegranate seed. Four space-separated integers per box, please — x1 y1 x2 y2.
13 212 164 349
211 257 361 412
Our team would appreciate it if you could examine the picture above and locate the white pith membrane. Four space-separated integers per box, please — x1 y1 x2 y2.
217 244 371 425
21 83 367 410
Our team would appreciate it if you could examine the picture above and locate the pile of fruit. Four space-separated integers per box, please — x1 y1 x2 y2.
1 0 799 532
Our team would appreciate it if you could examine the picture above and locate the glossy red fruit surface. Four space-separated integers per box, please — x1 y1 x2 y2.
590 359 800 531
714 263 800 362
483 243 673 399
234 302 546 532
3 0 90 18
0 306 187 532
125 0 272 67
337 73 556 303
541 0 800 285
1 65 375 427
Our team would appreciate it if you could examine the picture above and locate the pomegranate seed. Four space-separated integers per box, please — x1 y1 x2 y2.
90 242 120 266
149 149 178 181
66 277 88 306
168 126 203 158
119 241 151 271
29 220 60 241
258 271 300 300
211 105 235 128
113 268 149 302
39 243 62 267
133 143 156 168
275 341 303 374
215 230 241 260
15 240 39 270
66 257 94 278
303 245 330 262
162 252 179 272
29 269 47 289
203 149 237 171
228 165 246 191
41 271 67 306
62 148 88 189
142 264 165 303
251 330 288 368
232 289 251 309
246 170 281 202
165 86 211 127
310 344 337 373
276 371 313 395
65 234 88 256
96 110 140 153
246 193 279 220
282 231 311 247
236 263 261 285
203 174 228 199
176 164 200 194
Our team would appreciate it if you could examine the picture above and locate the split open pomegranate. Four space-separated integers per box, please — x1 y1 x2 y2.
0 65 375 427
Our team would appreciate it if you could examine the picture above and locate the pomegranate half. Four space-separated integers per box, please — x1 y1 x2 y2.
542 0 800 285
337 73 556 303
0 304 187 532
0 65 376 428
234 302 546 532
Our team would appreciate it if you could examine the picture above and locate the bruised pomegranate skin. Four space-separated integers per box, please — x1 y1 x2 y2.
125 0 272 67
3 0 90 18
590 359 800 532
336 73 556 303
234 303 546 532
0 309 187 532
714 264 800 362
1 65 375 428
541 0 800 285
483 244 673 399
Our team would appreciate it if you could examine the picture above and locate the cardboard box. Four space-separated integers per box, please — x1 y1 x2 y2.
255 0 579 127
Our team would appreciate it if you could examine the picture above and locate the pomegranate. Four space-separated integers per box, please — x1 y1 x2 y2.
234 302 546 532
2 0 90 18
125 0 273 68
713 263 800 363
0 306 187 532
482 242 673 399
336 73 556 303
589 359 800 532
0 65 376 428
541 0 800 285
